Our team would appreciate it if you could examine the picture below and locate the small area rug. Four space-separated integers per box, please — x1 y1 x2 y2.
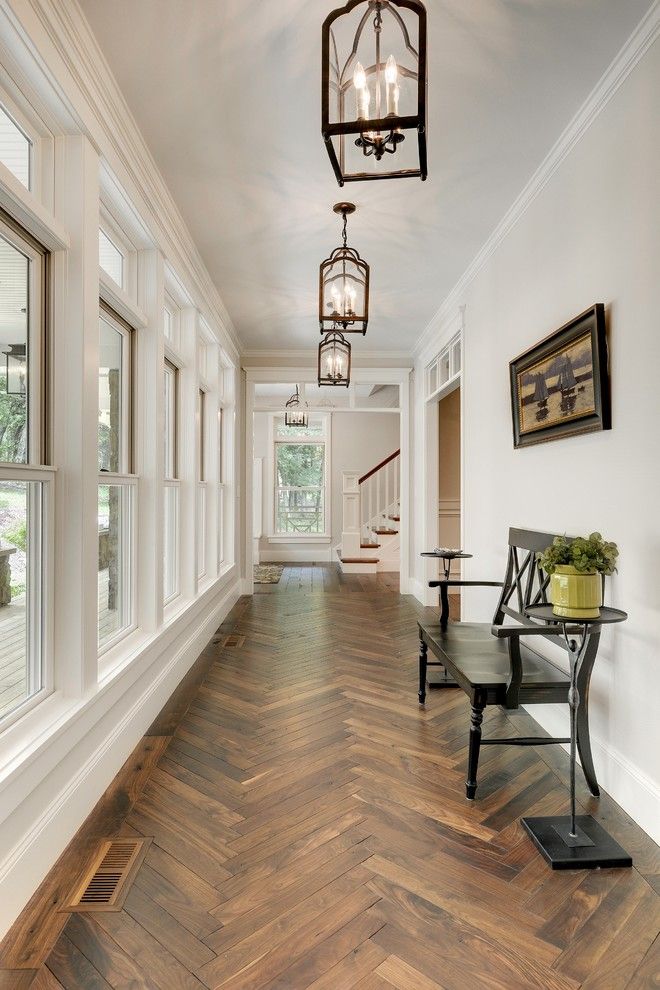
254 564 284 584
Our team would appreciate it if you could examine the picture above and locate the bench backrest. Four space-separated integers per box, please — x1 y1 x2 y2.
492 527 559 626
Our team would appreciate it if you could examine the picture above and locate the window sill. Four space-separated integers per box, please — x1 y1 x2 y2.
267 535 331 544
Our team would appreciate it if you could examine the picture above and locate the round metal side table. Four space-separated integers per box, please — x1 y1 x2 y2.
522 604 631 869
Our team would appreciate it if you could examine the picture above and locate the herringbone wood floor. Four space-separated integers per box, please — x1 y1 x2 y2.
19 567 660 987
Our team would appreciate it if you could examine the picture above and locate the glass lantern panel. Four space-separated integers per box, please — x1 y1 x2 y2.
322 253 366 323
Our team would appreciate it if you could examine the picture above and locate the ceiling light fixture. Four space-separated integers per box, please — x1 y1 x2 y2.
318 330 351 387
322 0 427 185
284 385 309 427
319 203 369 336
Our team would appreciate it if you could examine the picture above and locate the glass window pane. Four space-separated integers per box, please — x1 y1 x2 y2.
276 489 324 534
164 363 176 479
98 483 131 648
276 444 324 487
0 106 30 189
197 484 206 578
198 390 205 481
0 232 29 464
163 306 173 342
99 229 124 288
0 479 42 719
163 485 179 602
98 314 124 473
275 443 324 534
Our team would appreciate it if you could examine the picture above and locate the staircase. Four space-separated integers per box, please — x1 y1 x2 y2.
337 450 400 573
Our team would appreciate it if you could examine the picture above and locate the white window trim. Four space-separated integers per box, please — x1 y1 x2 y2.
99 204 137 301
268 412 331 542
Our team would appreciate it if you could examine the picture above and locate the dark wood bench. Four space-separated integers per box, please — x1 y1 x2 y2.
418 527 602 800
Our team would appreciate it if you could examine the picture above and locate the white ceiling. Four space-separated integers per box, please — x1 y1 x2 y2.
79 0 651 354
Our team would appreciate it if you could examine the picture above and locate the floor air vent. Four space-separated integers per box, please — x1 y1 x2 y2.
63 837 151 913
217 634 245 649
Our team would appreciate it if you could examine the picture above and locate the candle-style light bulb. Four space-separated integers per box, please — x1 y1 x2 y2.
385 55 399 115
353 61 370 119
331 285 341 314
385 55 398 85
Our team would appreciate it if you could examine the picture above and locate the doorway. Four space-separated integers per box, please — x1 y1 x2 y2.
438 385 461 575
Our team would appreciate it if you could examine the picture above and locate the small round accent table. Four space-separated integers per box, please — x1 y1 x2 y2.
522 604 631 869
421 552 472 632
420 550 472 581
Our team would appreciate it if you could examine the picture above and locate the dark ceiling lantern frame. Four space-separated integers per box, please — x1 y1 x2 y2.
284 385 309 427
321 0 427 185
319 203 369 336
318 329 352 387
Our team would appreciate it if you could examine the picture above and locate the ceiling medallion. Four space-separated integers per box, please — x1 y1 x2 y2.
319 203 369 336
322 0 427 185
284 385 309 427
318 329 351 387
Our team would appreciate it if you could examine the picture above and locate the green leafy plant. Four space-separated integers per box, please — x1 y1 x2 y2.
539 533 618 576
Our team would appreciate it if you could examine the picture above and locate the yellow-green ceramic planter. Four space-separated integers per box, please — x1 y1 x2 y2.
550 565 601 619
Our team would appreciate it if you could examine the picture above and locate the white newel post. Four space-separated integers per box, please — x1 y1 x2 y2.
342 471 361 559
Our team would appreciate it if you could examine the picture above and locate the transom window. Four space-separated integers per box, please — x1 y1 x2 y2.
273 416 327 536
0 105 31 190
98 228 125 289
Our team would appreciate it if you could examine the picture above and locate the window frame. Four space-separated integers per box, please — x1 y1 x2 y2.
197 386 207 579
270 414 331 540
97 302 137 657
0 211 52 729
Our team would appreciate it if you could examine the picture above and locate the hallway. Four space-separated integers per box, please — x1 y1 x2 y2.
8 573 659 988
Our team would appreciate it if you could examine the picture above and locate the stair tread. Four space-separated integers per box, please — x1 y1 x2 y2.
388 515 400 522
361 542 381 549
374 528 397 535
340 556 379 564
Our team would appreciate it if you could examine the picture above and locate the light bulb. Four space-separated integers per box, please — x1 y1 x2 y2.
385 55 398 85
353 62 367 90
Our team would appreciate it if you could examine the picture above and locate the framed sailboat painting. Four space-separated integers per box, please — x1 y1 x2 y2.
509 304 611 448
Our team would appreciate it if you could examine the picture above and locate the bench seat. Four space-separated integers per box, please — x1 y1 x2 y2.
421 622 571 707
417 527 602 800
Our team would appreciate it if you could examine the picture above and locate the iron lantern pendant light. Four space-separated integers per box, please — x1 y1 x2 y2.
321 0 427 185
284 385 309 427
318 330 352 387
319 203 369 336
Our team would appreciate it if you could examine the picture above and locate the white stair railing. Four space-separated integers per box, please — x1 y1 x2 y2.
341 451 400 559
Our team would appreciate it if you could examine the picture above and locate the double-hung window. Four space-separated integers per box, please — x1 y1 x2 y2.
274 417 327 536
98 304 135 652
197 387 207 579
163 359 179 603
0 212 50 723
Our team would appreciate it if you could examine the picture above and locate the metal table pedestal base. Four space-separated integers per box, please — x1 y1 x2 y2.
522 815 632 870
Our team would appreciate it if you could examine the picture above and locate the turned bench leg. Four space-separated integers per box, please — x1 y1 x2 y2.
466 701 485 799
418 636 427 704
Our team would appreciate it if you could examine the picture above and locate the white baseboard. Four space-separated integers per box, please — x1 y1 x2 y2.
258 549 332 563
525 703 660 846
0 579 241 939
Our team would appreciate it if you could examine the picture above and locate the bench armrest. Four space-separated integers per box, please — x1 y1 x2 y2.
491 624 574 639
428 580 503 588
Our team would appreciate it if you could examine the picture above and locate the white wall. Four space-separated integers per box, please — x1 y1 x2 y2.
410 37 660 842
254 411 400 559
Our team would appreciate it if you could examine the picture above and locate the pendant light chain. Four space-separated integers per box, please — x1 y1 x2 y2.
342 209 348 248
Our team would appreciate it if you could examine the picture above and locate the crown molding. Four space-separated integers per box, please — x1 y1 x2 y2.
413 0 660 360
9 0 241 359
